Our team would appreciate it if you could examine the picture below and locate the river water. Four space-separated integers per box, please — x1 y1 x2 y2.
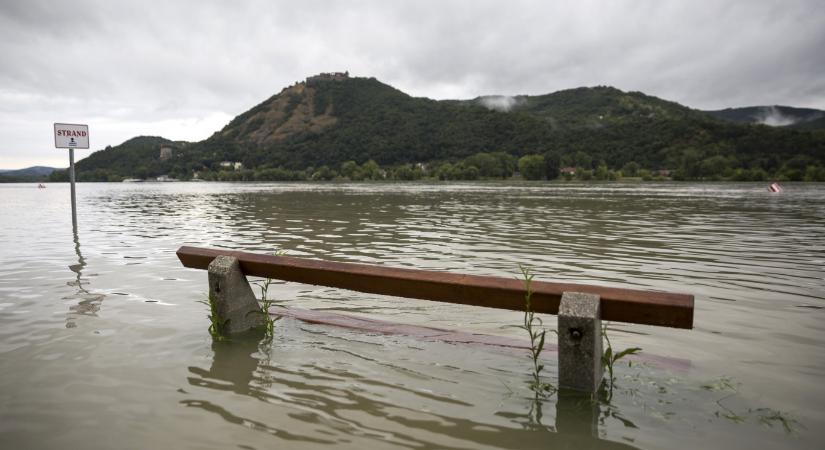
0 181 823 449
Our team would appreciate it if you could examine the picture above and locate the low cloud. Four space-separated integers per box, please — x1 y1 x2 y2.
478 96 524 112
754 106 824 127
756 106 798 126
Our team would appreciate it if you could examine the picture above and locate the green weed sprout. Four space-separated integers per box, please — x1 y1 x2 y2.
251 250 286 340
601 323 641 401
197 292 228 340
515 264 556 396
253 276 281 339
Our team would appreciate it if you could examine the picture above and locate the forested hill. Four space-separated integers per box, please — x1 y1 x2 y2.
71 136 188 181
64 74 825 182
704 105 825 130
468 86 706 127
0 166 56 182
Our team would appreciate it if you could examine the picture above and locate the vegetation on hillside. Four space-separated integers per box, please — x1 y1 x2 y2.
52 76 825 183
705 105 825 130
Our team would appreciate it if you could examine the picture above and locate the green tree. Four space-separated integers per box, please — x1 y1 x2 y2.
678 148 702 180
392 164 423 180
594 164 609 180
804 165 825 181
700 155 730 179
465 153 499 178
49 170 69 182
492 152 517 178
543 151 561 180
340 160 359 179
573 151 592 169
435 162 453 180
361 160 382 180
311 165 337 180
622 161 639 177
518 155 546 180
638 169 652 181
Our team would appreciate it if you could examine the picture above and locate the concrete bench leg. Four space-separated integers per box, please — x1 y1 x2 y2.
558 292 603 393
207 255 263 334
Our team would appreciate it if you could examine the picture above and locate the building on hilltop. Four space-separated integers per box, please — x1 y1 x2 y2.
306 71 349 85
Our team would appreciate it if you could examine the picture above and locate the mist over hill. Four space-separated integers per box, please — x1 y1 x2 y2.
59 74 825 182
704 105 825 129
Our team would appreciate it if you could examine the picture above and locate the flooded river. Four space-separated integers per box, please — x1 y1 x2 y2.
1 181 823 449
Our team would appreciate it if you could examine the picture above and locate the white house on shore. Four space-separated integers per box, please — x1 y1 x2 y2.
219 161 243 171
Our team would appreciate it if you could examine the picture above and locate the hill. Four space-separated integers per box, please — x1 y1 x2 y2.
0 166 57 182
197 75 553 170
790 115 825 131
63 136 190 181
471 86 705 127
704 105 825 129
60 74 825 182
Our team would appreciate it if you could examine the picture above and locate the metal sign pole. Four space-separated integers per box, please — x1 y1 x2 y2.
54 123 87 232
69 147 77 231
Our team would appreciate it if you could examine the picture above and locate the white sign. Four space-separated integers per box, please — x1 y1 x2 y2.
54 123 89 149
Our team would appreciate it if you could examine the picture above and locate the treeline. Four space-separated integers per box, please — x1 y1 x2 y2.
51 148 825 182
0 174 48 183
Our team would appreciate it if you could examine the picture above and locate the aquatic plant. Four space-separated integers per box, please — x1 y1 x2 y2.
601 323 641 401
251 250 286 340
197 292 228 340
510 265 640 402
754 408 802 434
514 264 556 396
702 376 803 434
253 275 282 340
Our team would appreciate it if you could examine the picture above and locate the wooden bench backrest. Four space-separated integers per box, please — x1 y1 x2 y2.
177 246 693 329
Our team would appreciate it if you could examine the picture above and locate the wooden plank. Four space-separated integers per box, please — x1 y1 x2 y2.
271 307 692 371
273 307 529 349
176 246 694 329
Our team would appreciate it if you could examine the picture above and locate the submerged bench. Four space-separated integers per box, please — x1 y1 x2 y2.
176 245 693 393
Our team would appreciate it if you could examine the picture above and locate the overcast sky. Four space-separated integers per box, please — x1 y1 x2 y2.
2 0 824 169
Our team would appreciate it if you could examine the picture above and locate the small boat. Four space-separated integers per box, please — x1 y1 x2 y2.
37 184 46 189
768 182 782 193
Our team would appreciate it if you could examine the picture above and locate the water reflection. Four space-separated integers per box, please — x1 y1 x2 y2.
183 333 336 444
65 228 104 327
184 330 640 449
68 228 86 292
187 333 263 396
555 390 601 436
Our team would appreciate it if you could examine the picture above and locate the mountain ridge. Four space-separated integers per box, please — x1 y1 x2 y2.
0 166 57 182
704 105 825 129
61 74 825 182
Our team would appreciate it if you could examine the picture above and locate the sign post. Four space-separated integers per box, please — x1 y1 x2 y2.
54 123 89 231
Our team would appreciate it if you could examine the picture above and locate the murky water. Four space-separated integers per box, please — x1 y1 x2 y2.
1 181 823 449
